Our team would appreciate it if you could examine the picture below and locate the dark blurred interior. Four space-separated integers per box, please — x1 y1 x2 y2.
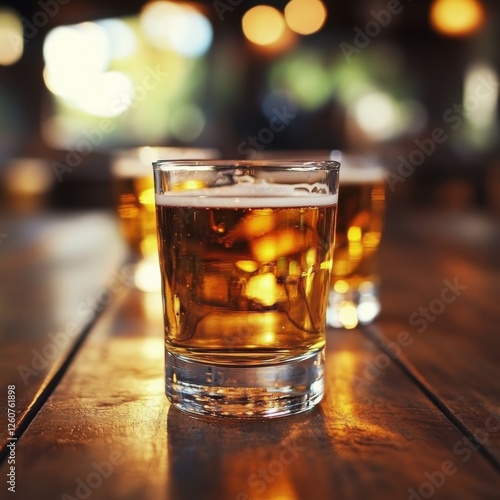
0 0 498 213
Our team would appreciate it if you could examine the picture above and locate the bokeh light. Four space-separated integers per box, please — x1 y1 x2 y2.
97 19 137 59
337 301 359 329
134 258 162 293
75 71 134 117
43 24 109 101
270 51 332 110
0 8 23 65
170 104 206 142
242 6 285 46
430 0 485 36
464 63 498 130
351 91 399 141
4 159 53 196
284 0 327 35
140 1 212 57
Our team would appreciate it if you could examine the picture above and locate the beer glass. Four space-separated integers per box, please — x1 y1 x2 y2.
153 160 340 418
327 152 386 329
112 146 219 259
112 147 218 292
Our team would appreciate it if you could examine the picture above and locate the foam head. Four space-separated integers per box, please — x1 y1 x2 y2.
155 183 337 208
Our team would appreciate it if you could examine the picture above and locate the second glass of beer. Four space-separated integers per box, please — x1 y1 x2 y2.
153 160 340 418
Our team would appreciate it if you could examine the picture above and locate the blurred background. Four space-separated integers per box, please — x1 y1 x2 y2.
0 0 498 213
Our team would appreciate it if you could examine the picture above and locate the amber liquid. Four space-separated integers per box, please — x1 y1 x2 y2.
156 202 337 365
332 181 385 287
115 176 157 258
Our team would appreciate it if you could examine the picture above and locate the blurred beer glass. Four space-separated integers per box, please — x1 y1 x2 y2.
111 146 219 292
327 151 386 329
153 159 340 418
252 150 386 329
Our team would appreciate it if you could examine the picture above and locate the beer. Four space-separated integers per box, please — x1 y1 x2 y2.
112 147 219 259
153 160 340 418
328 165 386 328
115 174 156 258
156 188 337 365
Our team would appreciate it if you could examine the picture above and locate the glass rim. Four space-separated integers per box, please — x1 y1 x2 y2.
152 159 340 172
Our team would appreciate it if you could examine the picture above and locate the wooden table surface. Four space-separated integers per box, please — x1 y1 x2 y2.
1 207 499 500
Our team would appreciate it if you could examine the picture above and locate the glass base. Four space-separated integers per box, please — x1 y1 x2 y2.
165 350 324 418
327 281 380 329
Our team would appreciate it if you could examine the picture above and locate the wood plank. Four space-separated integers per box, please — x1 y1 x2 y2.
0 212 127 451
370 208 500 465
2 287 499 500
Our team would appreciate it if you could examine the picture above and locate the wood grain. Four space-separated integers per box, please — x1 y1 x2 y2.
2 287 499 500
0 212 127 450
371 208 500 465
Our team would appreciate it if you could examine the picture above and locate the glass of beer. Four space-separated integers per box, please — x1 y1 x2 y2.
327 152 386 329
111 147 218 292
153 160 340 418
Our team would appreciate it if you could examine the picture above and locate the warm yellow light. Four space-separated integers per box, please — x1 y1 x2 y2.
236 260 259 273
338 301 359 329
223 209 276 246
134 258 161 292
285 0 327 35
430 0 485 36
140 234 158 259
306 248 316 267
251 229 307 262
320 259 332 271
260 331 276 345
0 9 23 65
242 6 285 46
173 179 206 191
334 279 349 294
246 273 285 306
182 180 206 191
347 226 362 242
139 187 155 206
363 231 381 249
5 159 53 196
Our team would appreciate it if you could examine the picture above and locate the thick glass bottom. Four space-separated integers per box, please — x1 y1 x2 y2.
165 349 324 418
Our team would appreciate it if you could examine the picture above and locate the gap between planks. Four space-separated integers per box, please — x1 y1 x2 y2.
360 323 500 474
0 282 129 465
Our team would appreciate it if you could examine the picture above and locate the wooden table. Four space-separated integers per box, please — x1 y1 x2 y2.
1 208 499 500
